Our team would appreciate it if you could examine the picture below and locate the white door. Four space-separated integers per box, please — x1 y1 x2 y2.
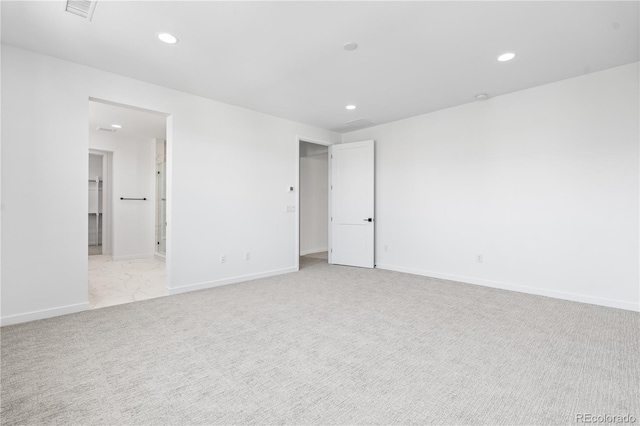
330 140 375 268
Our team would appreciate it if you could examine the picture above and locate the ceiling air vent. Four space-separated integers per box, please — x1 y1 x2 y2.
97 127 116 132
344 118 375 130
65 0 97 21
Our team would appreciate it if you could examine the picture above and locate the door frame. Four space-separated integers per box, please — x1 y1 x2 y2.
88 97 172 293
295 135 334 271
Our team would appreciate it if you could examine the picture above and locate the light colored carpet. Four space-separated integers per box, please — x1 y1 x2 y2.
2 257 638 425
303 251 328 260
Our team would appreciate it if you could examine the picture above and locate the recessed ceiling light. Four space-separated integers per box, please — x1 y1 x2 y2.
157 33 179 44
498 52 516 62
475 94 489 101
343 42 358 51
111 124 122 128
346 105 357 110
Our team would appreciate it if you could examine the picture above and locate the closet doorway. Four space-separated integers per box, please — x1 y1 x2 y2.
88 150 112 256
88 99 169 309
298 139 330 268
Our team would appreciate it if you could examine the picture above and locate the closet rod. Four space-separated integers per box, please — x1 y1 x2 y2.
120 197 147 201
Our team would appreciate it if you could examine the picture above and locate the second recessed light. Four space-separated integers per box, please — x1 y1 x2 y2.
111 124 122 128
498 52 516 62
157 33 179 44
346 105 357 110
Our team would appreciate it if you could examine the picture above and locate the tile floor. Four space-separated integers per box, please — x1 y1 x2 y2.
88 245 102 256
88 255 166 309
89 252 323 310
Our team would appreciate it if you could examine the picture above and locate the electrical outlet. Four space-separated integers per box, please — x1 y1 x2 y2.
220 254 226 264
244 252 250 261
286 205 296 212
476 254 483 263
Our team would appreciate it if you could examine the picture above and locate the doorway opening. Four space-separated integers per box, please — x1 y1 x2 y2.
87 99 170 309
298 138 331 269
88 150 112 256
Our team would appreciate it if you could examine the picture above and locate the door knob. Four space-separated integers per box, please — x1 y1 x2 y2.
363 218 373 222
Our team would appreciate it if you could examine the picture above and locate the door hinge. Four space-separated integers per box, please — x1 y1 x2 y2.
331 185 333 190
331 217 333 221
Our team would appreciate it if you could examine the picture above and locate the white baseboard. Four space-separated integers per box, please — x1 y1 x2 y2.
154 253 166 262
112 254 154 261
1 302 90 327
300 247 328 256
376 263 640 312
167 267 297 295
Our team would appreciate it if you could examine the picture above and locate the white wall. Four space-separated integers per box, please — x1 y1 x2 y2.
343 63 640 311
89 132 156 259
1 45 339 325
300 151 328 255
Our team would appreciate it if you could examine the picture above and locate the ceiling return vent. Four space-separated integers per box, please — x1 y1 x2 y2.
96 127 116 132
344 118 375 130
65 0 97 21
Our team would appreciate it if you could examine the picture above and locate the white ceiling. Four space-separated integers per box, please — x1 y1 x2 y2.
89 100 166 140
3 1 639 133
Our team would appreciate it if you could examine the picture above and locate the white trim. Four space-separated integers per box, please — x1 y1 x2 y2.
376 263 640 312
328 145 333 266
300 248 328 256
112 254 154 261
297 135 334 147
167 267 297 295
154 253 166 262
1 302 90 326
165 115 173 292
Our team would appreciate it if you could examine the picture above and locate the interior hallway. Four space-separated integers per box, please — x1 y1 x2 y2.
302 251 328 261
